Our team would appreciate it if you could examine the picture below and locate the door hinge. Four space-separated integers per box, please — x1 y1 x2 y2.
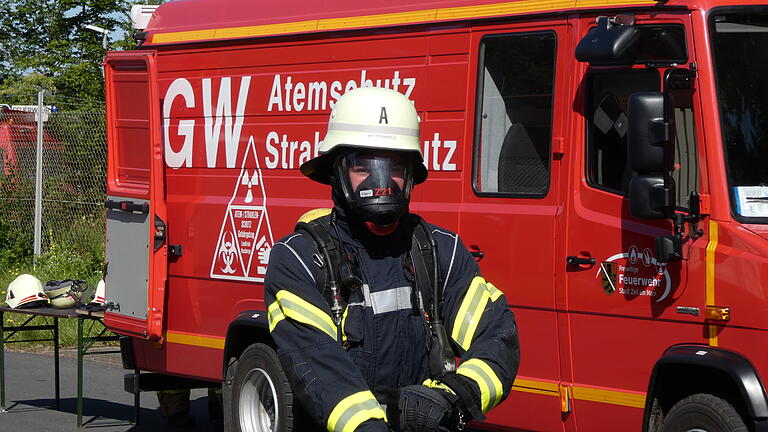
552 137 565 158
699 193 711 215
154 216 166 251
559 384 572 413
105 199 149 214
168 245 183 257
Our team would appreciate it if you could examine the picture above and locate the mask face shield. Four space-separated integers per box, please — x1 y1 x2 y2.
335 150 415 226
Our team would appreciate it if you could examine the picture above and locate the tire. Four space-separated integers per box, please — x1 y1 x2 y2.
660 393 749 432
230 343 294 432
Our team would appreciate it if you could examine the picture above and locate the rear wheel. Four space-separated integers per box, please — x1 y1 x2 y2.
230 343 294 432
659 393 748 432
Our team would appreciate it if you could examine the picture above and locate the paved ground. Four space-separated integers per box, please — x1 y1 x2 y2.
1 349 221 431
2 349 485 431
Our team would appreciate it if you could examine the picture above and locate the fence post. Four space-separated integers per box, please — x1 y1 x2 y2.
33 89 45 264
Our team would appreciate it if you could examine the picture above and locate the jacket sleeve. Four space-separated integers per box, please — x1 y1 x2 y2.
264 233 388 432
432 228 520 416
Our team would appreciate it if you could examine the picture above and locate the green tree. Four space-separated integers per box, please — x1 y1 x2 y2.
0 0 163 103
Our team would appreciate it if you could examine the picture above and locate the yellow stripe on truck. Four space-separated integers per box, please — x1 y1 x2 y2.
151 0 658 44
510 378 647 409
165 331 225 349
705 219 719 346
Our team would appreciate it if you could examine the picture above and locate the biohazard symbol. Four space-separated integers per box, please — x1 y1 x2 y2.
210 136 275 282
218 232 237 274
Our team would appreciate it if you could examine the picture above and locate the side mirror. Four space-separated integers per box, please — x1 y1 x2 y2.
629 174 675 219
627 93 674 219
627 68 698 263
627 93 668 172
576 16 638 64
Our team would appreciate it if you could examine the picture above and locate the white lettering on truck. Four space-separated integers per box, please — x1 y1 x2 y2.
203 76 252 168
267 70 416 113
164 78 195 168
162 71 457 171
164 76 250 169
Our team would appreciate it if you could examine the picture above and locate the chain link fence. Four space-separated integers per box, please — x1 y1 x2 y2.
0 94 106 267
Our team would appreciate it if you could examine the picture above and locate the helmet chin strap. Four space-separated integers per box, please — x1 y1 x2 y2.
365 221 399 236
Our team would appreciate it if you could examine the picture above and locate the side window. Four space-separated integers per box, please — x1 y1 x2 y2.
474 31 556 196
586 70 660 194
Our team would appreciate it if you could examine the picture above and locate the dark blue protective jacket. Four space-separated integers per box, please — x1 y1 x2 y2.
264 213 519 432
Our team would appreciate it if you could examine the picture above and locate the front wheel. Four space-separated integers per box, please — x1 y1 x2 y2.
660 393 748 432
229 343 294 432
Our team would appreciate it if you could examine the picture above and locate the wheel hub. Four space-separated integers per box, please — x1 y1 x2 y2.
238 367 280 432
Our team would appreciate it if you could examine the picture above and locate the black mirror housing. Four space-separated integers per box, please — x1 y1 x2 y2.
576 17 639 64
628 93 668 173
629 174 675 219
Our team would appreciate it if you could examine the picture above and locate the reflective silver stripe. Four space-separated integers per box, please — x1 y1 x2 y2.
433 229 458 294
329 122 419 137
360 284 413 315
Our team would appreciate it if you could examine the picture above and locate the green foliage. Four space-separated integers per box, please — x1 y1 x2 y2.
0 0 166 103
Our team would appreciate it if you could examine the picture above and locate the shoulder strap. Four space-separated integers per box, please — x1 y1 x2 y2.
409 216 437 319
409 216 459 377
295 214 345 326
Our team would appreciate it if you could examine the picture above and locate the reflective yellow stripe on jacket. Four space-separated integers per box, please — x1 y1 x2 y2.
327 390 386 432
456 358 503 413
268 290 338 340
451 276 503 350
267 301 285 332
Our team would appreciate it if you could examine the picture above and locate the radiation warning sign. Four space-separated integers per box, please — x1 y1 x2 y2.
210 137 275 282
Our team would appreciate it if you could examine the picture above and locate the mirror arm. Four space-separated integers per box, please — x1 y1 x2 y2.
656 192 705 263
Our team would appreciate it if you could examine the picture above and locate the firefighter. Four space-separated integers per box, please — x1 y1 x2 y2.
264 87 519 432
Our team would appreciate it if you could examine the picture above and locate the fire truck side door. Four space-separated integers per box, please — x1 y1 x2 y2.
459 21 568 431
103 52 167 340
563 13 705 429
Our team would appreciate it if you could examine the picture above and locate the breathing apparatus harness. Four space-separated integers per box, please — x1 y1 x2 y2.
295 212 453 375
295 212 487 424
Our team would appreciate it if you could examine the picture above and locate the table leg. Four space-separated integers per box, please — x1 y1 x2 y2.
77 317 83 428
1 310 5 412
134 369 140 425
54 317 59 410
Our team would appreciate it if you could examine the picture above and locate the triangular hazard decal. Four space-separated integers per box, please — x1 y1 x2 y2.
210 137 275 282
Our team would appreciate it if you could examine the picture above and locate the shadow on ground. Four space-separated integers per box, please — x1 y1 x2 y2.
4 396 223 431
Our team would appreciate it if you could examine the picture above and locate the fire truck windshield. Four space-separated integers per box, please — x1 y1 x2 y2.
711 11 768 222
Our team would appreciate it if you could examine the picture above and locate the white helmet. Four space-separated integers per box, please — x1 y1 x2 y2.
300 87 427 227
89 279 106 306
5 274 48 309
300 87 427 185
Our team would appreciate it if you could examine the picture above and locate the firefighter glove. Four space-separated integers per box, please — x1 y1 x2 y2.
398 384 460 432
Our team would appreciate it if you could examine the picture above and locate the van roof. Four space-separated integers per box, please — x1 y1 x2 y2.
144 0 676 46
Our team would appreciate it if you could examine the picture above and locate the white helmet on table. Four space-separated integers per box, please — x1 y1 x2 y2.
5 274 48 309
89 279 106 306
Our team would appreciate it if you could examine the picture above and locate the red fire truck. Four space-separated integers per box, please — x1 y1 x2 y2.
104 0 768 430
0 107 60 182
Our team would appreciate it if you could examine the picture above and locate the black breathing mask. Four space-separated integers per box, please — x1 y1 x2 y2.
334 151 415 227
